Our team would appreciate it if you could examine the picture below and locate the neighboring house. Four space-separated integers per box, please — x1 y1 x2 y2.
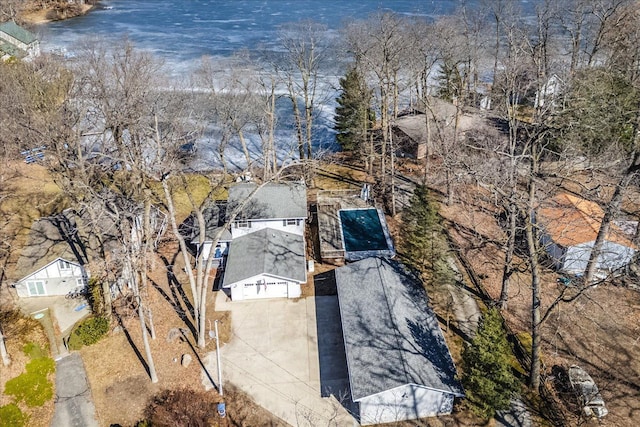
228 182 307 239
538 193 637 277
221 228 306 300
534 74 563 109
0 21 40 60
334 257 464 425
13 212 89 298
392 113 429 159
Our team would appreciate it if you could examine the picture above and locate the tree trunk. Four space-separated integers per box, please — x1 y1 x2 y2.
161 177 199 316
0 327 10 366
526 147 542 390
499 202 517 308
584 166 638 283
138 297 158 383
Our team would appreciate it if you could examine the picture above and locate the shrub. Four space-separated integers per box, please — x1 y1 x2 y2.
4 357 55 407
87 277 105 316
68 317 109 350
0 404 29 427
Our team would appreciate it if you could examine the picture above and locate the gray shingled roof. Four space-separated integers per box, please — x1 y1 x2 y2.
222 228 306 286
185 202 232 244
228 182 307 220
13 212 88 282
335 257 464 401
0 21 37 45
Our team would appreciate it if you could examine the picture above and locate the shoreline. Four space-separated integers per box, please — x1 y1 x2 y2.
20 3 96 26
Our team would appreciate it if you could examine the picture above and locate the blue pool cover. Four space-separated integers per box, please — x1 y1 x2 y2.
339 208 395 261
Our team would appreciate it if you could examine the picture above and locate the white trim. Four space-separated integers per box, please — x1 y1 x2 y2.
353 383 464 402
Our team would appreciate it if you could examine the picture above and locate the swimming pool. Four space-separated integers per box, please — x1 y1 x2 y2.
339 208 395 260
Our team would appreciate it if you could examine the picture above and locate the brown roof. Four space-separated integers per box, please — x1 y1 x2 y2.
538 193 636 249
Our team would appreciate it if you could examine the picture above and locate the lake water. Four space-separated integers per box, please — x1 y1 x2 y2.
37 0 537 169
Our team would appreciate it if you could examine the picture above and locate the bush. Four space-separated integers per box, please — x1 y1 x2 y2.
87 277 105 316
68 317 109 350
4 354 55 407
0 404 29 427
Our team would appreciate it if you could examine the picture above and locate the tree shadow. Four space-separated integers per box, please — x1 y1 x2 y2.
113 311 151 380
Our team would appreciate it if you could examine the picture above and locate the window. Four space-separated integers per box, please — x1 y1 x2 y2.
59 260 71 270
283 218 298 226
76 278 86 287
235 220 250 228
27 281 45 296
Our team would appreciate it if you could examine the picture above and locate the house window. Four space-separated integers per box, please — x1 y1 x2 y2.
76 278 86 287
235 220 251 228
27 281 45 296
283 219 298 226
59 260 71 270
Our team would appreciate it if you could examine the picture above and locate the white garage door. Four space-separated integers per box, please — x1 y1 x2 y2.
243 281 289 299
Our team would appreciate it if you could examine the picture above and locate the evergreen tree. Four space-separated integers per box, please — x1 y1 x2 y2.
436 60 463 103
333 67 374 152
401 185 443 271
462 308 519 419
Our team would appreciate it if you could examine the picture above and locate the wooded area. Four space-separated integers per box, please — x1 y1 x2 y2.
2 0 640 425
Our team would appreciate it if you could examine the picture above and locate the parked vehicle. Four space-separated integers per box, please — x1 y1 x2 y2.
567 365 608 418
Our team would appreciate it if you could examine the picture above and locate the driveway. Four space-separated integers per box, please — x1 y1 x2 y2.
51 353 99 427
212 292 357 426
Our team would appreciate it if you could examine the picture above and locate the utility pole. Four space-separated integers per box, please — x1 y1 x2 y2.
214 319 223 396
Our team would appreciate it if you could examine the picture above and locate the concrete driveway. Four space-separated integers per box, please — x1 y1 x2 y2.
213 292 357 426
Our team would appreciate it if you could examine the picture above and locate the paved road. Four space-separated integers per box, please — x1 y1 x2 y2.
51 353 99 427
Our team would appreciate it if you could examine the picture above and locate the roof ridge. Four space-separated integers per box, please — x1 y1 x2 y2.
375 258 412 386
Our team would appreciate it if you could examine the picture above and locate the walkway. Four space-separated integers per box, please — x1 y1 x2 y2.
51 353 99 427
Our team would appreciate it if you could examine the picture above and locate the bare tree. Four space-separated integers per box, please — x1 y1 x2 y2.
276 20 328 162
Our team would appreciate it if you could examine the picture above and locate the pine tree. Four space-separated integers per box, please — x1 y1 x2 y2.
461 308 519 419
334 67 374 152
401 185 443 271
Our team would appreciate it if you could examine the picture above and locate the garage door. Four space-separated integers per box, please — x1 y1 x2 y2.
243 281 289 299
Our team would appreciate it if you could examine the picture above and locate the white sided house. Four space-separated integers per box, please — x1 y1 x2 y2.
538 193 637 278
334 257 464 425
228 182 307 239
13 213 89 298
220 181 308 300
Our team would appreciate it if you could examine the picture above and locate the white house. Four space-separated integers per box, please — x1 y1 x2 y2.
228 182 307 239
13 212 89 298
334 257 464 425
185 202 232 267
0 21 40 60
219 181 308 300
221 228 306 300
538 193 637 277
